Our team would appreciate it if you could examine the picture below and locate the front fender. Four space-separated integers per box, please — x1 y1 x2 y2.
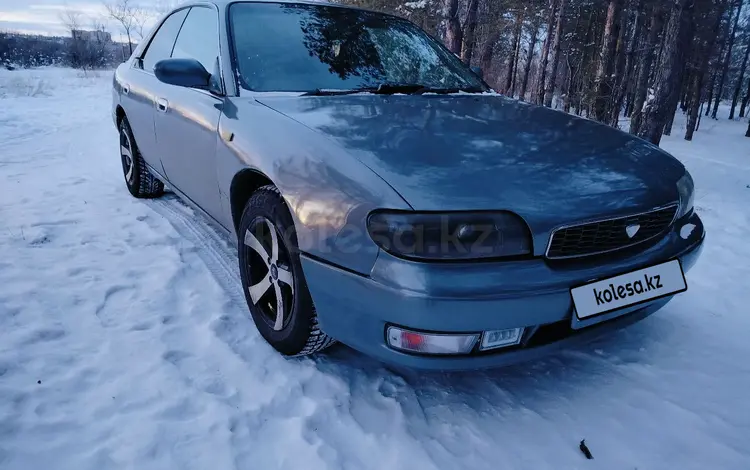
216 97 411 275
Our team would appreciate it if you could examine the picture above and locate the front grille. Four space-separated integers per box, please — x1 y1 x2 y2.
546 204 678 259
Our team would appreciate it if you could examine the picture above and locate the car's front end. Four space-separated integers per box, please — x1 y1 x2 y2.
248 89 705 369
302 203 704 370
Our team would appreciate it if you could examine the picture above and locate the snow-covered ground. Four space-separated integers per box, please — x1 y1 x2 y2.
1 67 749 470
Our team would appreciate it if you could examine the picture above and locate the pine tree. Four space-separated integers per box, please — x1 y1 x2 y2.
443 0 463 54
638 0 693 145
729 33 749 119
630 4 666 135
711 0 743 118
685 0 729 140
519 23 540 101
536 0 560 105
544 0 567 107
593 0 624 122
461 0 480 64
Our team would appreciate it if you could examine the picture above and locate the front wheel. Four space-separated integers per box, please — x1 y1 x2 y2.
238 185 336 356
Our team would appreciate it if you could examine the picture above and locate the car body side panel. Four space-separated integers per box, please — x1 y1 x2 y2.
216 97 412 274
153 82 224 221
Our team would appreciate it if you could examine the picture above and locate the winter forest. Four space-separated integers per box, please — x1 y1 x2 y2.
341 0 750 141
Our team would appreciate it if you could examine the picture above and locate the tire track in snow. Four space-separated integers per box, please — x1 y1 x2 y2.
143 195 412 469
143 195 343 470
147 196 247 310
144 193 321 369
145 194 279 372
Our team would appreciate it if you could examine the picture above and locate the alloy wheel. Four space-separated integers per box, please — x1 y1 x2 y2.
243 217 295 331
120 128 135 185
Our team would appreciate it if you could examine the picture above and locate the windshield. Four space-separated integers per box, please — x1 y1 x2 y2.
228 2 488 93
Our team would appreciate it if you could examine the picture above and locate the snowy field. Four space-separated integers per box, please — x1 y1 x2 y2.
1 67 749 470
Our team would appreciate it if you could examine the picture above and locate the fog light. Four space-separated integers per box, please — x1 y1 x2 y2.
480 328 524 351
680 223 696 240
386 327 478 355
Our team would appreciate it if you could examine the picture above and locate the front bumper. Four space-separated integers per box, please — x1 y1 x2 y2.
302 212 705 370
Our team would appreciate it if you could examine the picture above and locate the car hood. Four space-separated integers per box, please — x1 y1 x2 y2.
256 94 685 250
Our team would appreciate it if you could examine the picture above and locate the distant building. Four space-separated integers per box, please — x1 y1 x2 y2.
71 29 112 43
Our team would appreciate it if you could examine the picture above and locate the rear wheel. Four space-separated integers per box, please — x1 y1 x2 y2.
238 185 336 356
119 117 164 198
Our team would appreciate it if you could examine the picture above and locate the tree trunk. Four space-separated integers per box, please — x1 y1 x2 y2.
685 75 705 141
680 68 692 111
711 0 742 119
444 0 463 54
544 0 567 107
629 5 665 135
625 87 635 116
705 64 719 115
664 2 700 138
740 77 750 117
663 68 684 136
479 31 501 82
685 0 727 140
577 8 597 115
519 25 540 101
509 20 524 96
705 2 729 116
505 13 525 95
624 16 641 119
564 66 575 112
592 0 624 122
704 16 730 117
536 0 560 105
637 0 692 145
461 0 480 64
609 2 636 126
729 37 749 119
746 119 750 137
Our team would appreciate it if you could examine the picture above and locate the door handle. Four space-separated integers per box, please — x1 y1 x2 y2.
156 98 169 113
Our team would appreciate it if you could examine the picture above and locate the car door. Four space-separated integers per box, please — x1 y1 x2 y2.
152 6 224 221
122 8 189 174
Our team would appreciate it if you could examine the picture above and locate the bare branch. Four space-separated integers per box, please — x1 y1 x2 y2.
59 8 83 33
103 0 140 54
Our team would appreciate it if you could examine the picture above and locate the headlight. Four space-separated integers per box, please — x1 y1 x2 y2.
676 171 694 218
367 211 532 261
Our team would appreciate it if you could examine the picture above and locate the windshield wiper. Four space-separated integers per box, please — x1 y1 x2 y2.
302 87 374 96
302 84 486 96
413 86 486 94
302 84 423 96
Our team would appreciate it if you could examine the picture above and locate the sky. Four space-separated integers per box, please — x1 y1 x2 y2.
0 0 165 39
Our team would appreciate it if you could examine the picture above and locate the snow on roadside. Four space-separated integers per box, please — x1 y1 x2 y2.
1 67 749 470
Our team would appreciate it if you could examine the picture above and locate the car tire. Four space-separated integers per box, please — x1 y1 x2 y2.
238 185 336 356
119 117 164 198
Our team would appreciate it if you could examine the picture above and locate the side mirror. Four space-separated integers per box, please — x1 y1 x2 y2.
154 58 211 89
471 66 483 77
